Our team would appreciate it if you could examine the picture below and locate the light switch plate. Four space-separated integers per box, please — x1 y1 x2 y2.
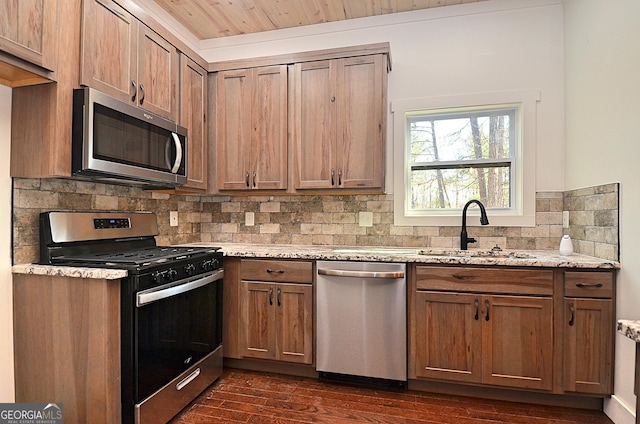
170 211 178 227
359 211 373 227
245 212 255 226
562 211 569 229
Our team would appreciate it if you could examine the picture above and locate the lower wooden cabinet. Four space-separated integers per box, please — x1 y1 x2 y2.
225 258 314 365
415 291 553 391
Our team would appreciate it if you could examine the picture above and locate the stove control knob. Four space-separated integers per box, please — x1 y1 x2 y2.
152 271 166 283
201 260 214 271
167 269 178 281
184 263 196 276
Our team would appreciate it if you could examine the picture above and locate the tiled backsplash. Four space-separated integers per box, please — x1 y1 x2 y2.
12 178 620 264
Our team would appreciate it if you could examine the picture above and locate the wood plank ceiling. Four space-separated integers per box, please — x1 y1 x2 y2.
152 0 489 40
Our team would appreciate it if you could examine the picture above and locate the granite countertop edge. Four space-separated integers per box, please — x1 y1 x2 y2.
12 244 619 278
617 320 640 343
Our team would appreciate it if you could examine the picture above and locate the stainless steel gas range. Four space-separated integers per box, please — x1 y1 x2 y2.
39 211 223 424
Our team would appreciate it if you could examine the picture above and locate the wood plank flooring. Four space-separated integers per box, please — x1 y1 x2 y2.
171 369 614 423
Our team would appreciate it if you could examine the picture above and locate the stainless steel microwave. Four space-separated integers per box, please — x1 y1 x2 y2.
72 87 187 188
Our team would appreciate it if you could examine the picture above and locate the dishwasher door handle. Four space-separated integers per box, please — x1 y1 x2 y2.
317 268 405 279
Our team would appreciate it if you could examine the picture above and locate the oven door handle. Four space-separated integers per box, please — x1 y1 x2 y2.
137 269 224 307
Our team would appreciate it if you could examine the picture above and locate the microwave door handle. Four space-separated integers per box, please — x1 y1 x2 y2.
165 133 183 174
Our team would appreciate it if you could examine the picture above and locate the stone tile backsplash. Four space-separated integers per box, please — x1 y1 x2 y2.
11 178 620 264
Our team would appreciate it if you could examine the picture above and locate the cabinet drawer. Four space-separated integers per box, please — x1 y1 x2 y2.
415 266 554 296
241 259 313 283
564 271 614 298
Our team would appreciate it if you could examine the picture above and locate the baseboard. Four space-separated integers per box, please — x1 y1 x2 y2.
604 395 635 424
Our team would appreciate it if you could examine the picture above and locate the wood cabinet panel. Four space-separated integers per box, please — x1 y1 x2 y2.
240 259 313 283
241 281 277 360
415 266 554 295
564 271 614 298
215 66 287 191
482 295 553 390
276 283 313 364
13 274 121 424
563 298 613 394
415 291 482 383
0 0 57 71
180 54 208 191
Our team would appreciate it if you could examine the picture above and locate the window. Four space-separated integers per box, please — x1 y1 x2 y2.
408 105 516 211
392 91 539 227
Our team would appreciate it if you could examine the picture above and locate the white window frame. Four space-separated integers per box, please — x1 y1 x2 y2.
392 90 540 227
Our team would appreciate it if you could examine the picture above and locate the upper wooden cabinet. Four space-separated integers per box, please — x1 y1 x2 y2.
179 55 208 191
215 65 288 191
292 54 386 191
0 0 57 73
80 0 178 120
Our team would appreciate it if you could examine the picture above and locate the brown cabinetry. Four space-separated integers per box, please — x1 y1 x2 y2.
563 271 614 394
0 0 57 78
80 0 178 120
413 266 554 391
215 66 288 191
238 259 313 364
291 54 386 190
179 54 208 191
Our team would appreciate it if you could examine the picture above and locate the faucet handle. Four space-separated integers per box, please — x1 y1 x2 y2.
467 237 477 244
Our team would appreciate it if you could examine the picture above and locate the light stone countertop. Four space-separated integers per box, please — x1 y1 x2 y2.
12 243 619 279
618 320 640 343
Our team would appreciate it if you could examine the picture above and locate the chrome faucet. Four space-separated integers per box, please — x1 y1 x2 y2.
460 199 489 250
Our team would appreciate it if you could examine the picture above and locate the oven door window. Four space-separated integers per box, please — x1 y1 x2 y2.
136 278 222 402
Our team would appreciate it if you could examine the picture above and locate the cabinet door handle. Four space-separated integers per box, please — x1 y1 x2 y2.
277 287 281 306
338 168 342 186
131 80 137 102
575 283 603 288
269 287 273 305
245 172 250 187
253 171 257 188
474 298 479 321
568 302 575 326
139 84 145 105
484 299 490 321
266 269 284 274
331 169 335 186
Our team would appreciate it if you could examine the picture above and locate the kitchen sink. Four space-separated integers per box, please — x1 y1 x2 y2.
417 248 534 259
332 247 420 255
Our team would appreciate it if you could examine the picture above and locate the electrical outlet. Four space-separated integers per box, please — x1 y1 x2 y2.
170 211 178 227
245 212 255 226
359 211 373 227
562 211 569 229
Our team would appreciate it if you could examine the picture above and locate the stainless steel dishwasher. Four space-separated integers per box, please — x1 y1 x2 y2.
316 261 407 386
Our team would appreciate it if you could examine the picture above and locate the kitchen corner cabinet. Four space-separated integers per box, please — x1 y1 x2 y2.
80 0 178 120
0 0 57 73
563 271 614 395
179 55 208 191
291 54 386 191
238 259 313 364
215 65 288 191
412 266 555 391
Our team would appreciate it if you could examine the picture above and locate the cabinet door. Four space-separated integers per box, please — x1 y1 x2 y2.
336 55 385 189
241 281 276 360
414 291 482 383
292 60 336 189
180 55 208 191
216 69 253 190
276 283 313 364
563 298 613 394
80 0 137 102
482 295 553 390
136 23 178 119
0 0 57 71
252 65 288 189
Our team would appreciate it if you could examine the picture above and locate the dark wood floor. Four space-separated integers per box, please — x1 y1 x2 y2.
171 369 614 423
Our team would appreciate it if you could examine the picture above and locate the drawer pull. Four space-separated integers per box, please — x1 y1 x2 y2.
453 274 474 281
575 282 604 288
267 269 285 274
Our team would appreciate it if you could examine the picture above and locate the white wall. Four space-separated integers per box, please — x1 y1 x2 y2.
564 1 640 422
0 85 15 401
198 0 566 192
